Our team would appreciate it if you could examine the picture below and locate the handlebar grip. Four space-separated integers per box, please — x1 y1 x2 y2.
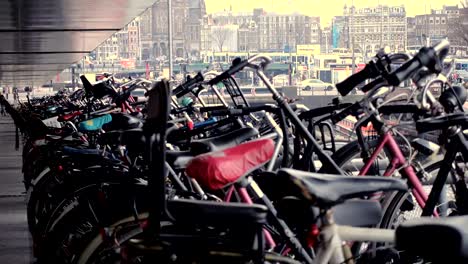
331 102 360 124
361 77 386 93
335 67 370 96
210 108 242 116
172 85 186 97
199 106 228 113
208 72 229 85
387 42 447 86
433 39 450 53
242 105 275 114
173 72 204 98
208 57 250 85
387 56 422 86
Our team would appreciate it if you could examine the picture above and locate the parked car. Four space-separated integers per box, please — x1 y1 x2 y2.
299 79 334 91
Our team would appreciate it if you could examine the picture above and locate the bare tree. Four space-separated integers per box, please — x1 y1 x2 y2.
211 26 230 52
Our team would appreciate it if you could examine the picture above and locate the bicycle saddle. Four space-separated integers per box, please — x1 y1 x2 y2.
78 114 112 132
186 138 274 190
190 127 259 155
99 128 144 146
396 216 468 263
279 168 407 206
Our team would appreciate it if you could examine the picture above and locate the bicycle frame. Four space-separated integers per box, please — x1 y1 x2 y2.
314 218 395 264
421 130 468 216
359 129 431 213
223 176 314 264
353 101 468 218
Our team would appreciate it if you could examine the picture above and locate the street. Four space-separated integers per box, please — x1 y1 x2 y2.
0 116 32 263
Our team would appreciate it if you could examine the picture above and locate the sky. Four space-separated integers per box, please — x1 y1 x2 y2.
205 0 462 26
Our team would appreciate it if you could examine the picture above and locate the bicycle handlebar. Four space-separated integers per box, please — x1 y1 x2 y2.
210 104 277 116
336 63 381 96
335 40 449 96
335 52 410 96
173 72 204 98
208 55 273 85
299 103 353 120
330 102 362 124
387 40 449 86
361 77 387 93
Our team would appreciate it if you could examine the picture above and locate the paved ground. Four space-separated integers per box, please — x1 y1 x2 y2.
0 116 32 263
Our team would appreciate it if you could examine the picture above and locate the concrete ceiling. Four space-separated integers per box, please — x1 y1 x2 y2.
0 0 156 87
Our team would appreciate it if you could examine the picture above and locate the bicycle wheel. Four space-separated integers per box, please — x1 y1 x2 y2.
26 167 65 234
380 160 457 229
38 182 150 263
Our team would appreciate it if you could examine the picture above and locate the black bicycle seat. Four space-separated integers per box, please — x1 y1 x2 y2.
396 216 468 263
98 128 145 154
279 168 407 206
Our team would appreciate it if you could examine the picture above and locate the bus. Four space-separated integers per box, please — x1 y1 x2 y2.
201 51 314 66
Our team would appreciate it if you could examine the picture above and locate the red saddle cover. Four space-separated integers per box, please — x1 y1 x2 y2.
186 138 275 190
58 111 82 122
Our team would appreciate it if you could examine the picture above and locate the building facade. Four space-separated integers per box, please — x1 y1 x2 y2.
200 10 259 53
415 13 448 45
257 13 319 52
321 26 332 53
151 0 206 59
407 17 419 47
414 5 467 55
186 0 206 58
127 19 140 60
345 5 407 54
238 20 259 52
310 17 321 44
140 8 153 60
462 7 468 48
95 37 120 62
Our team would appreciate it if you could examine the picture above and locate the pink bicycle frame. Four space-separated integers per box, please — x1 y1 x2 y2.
224 185 277 248
360 131 437 216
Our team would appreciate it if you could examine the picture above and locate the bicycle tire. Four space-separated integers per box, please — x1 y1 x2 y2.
379 160 457 229
38 182 149 263
26 167 65 234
